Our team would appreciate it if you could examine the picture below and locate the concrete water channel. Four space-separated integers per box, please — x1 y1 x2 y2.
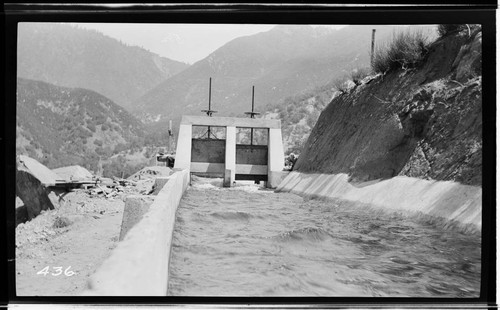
167 177 480 297
83 115 481 297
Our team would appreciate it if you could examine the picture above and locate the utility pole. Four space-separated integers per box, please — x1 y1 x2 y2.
371 29 376 68
167 119 173 154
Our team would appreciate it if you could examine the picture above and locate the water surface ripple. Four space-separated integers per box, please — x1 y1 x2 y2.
168 178 481 297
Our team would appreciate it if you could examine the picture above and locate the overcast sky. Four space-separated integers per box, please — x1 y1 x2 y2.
73 23 346 64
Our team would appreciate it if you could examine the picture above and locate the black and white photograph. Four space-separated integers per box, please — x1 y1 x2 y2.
4 3 495 307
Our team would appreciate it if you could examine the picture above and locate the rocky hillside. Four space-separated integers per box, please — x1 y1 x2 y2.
16 78 147 172
17 23 189 110
134 25 430 131
263 82 338 154
295 27 481 186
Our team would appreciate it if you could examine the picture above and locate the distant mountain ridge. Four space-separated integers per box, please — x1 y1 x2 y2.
17 23 189 110
133 25 434 131
16 78 146 172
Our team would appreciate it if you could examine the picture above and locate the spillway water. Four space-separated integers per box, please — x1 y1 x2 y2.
167 177 481 297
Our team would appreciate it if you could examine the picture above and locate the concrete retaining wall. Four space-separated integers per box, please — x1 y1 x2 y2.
277 172 481 231
119 195 155 241
82 169 190 296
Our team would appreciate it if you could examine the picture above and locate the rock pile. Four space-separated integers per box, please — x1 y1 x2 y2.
16 155 167 229
85 176 156 199
127 166 172 182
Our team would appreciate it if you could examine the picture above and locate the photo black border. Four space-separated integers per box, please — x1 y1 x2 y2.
2 2 496 308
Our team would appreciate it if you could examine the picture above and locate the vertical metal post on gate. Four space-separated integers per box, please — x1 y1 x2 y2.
245 85 260 145
201 77 217 139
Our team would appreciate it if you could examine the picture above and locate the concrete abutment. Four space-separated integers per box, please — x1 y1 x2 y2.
174 115 285 188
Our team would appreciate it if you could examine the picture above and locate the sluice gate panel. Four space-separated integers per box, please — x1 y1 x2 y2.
235 144 268 182
191 138 226 178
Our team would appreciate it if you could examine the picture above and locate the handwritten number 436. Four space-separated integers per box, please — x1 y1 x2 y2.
37 266 75 277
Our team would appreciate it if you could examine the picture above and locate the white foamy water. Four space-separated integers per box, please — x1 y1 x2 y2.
167 177 481 297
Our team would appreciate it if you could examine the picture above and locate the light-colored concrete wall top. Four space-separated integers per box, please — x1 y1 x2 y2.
82 169 190 296
181 115 281 129
173 124 192 170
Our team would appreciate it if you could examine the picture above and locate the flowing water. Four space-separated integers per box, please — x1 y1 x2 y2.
167 177 481 297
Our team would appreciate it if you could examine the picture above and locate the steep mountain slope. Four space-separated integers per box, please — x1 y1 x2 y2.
134 25 434 132
294 27 482 186
17 23 189 110
16 78 146 171
263 82 338 154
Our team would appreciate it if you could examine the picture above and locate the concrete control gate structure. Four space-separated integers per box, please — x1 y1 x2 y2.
174 115 285 188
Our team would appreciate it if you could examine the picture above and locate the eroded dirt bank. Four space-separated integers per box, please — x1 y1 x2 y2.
295 29 482 186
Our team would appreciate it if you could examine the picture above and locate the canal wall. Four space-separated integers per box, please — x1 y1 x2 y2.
283 30 483 232
276 172 481 231
82 169 190 296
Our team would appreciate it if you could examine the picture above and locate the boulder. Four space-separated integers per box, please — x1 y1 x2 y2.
16 162 55 220
15 205 29 227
